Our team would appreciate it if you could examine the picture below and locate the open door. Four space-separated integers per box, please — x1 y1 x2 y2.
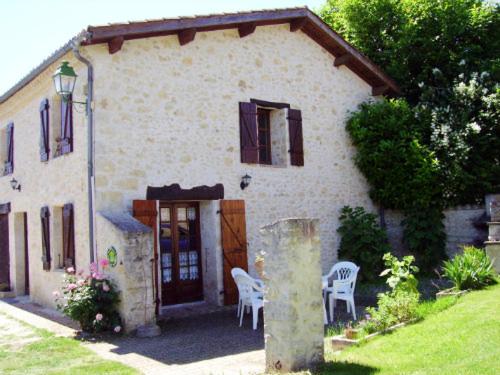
133 200 159 315
220 200 248 305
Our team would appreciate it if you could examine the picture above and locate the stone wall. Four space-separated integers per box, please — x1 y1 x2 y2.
96 212 156 332
85 23 376 281
384 205 487 258
0 52 91 307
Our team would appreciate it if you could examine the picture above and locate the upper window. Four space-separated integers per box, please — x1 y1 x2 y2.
239 101 303 167
257 108 271 165
0 122 14 176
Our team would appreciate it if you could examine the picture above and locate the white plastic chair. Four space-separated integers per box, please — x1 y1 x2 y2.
231 268 247 318
232 270 264 330
323 262 360 321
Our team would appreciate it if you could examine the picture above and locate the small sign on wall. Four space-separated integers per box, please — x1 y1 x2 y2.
107 246 118 267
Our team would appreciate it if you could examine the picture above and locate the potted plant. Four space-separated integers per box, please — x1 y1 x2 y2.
254 254 265 279
344 322 360 339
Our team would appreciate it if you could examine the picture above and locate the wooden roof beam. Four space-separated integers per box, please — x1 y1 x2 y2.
372 85 390 96
290 17 307 32
108 36 124 54
178 28 196 46
334 53 352 67
238 22 256 38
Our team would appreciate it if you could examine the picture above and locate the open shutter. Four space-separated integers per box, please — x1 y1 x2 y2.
220 200 248 305
4 123 14 175
62 203 75 268
288 109 304 166
40 99 50 161
59 95 73 155
239 102 258 163
40 207 51 271
133 200 160 315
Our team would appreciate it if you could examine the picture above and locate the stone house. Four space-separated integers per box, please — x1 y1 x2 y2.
0 8 399 331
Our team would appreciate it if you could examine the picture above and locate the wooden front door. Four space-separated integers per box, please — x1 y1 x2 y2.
0 213 10 289
220 200 248 305
159 202 203 305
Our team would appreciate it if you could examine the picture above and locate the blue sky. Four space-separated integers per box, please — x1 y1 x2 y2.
0 0 325 95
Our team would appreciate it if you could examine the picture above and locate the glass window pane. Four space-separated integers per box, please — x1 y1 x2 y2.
189 265 199 280
177 207 186 221
163 268 172 283
179 252 188 266
160 208 170 222
187 207 196 221
180 267 189 280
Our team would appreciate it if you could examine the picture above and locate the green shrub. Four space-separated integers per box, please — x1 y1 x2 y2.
442 246 497 291
54 261 122 333
362 253 420 333
337 206 391 281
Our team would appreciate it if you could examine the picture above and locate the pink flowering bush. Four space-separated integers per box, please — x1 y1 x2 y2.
54 261 122 333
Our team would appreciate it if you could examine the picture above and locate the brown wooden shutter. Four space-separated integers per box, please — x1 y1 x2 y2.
62 203 75 268
60 95 73 155
220 200 249 305
288 109 304 166
40 207 51 271
239 102 258 163
133 200 160 315
40 99 50 161
4 123 14 175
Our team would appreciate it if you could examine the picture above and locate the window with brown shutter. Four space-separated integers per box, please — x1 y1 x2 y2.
62 203 75 268
257 108 272 165
40 207 51 271
239 102 258 163
3 123 14 175
288 109 304 166
40 99 50 161
57 95 73 156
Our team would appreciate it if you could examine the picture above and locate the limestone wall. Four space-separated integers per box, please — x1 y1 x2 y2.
384 205 487 258
86 23 375 281
96 212 156 332
0 53 91 307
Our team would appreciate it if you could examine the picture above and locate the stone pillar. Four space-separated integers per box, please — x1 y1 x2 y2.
260 218 324 373
485 195 500 273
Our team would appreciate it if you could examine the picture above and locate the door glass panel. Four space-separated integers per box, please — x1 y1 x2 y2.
187 207 196 221
189 265 199 280
180 267 189 280
160 207 173 285
177 207 186 221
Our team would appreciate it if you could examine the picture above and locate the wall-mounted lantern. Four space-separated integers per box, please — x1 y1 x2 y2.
240 174 252 190
10 177 21 191
52 61 86 105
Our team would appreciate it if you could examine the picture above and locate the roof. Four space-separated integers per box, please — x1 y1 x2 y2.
0 7 400 104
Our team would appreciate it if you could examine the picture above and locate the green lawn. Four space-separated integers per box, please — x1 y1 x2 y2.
0 313 137 375
319 284 500 375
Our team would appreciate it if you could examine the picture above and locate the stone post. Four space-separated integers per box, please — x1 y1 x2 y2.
485 195 500 273
260 218 324 373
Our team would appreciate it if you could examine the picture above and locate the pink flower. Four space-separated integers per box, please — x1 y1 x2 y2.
77 279 86 286
99 258 110 269
52 291 60 297
102 283 110 292
66 267 75 274
92 272 104 280
89 262 98 273
67 283 78 291
95 313 103 321
114 326 122 333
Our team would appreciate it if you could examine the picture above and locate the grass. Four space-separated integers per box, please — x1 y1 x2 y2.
0 313 137 375
315 284 500 374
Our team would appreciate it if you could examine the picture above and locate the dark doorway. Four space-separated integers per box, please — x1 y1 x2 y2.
0 213 10 290
159 202 203 305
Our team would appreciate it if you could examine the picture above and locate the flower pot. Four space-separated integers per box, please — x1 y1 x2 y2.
344 328 360 340
254 258 264 279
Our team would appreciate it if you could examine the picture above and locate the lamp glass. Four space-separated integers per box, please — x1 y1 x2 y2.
53 61 77 97
10 178 17 189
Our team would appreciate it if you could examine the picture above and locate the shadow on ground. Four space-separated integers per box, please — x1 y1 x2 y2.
106 308 264 365
318 362 379 375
